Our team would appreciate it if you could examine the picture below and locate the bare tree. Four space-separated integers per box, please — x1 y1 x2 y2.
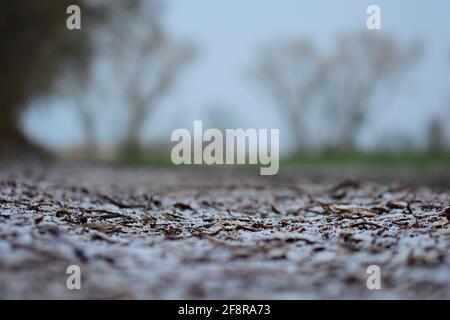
56 1 194 156
101 1 196 151
120 41 195 151
320 32 423 150
252 32 422 152
252 40 326 151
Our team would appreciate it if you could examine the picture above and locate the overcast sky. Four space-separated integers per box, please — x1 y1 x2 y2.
24 0 450 152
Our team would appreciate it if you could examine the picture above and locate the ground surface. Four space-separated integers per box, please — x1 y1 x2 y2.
0 163 449 299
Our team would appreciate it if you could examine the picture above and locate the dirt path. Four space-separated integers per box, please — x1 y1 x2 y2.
0 163 449 299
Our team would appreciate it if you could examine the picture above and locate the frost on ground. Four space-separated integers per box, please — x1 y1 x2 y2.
0 163 449 299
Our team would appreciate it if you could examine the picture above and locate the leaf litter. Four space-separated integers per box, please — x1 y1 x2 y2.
0 163 449 299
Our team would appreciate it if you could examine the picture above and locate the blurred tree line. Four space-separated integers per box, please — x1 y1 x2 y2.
1 1 448 159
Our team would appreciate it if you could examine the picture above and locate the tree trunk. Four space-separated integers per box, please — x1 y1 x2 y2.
122 106 146 152
0 115 50 158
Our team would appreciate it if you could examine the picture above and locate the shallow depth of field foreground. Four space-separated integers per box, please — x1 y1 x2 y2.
0 163 448 299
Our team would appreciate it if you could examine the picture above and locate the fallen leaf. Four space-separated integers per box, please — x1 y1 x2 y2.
82 223 119 233
441 207 450 220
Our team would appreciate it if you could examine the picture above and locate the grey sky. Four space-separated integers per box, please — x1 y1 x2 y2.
24 0 450 152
